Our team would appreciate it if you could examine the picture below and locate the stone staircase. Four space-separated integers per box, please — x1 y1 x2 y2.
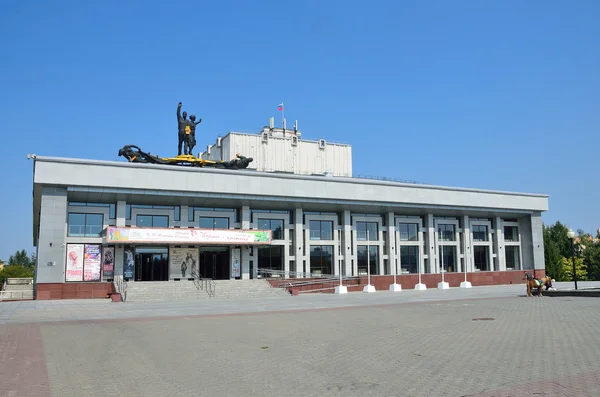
0 278 34 301
123 279 288 302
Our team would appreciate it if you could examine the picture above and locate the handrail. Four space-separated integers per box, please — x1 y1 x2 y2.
257 268 337 279
114 277 128 301
275 275 362 294
190 268 204 291
203 278 216 297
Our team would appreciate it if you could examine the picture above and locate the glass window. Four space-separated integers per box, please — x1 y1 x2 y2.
257 219 284 240
439 246 456 272
67 213 86 237
505 246 521 270
357 245 378 275
399 246 418 274
199 217 229 229
504 226 519 242
258 246 283 272
437 224 455 241
109 204 116 219
309 220 333 240
356 221 378 241
399 223 418 241
310 245 333 275
67 213 103 237
136 215 169 228
473 246 490 271
472 225 488 242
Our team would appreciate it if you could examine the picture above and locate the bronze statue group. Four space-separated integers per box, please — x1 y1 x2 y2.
177 102 202 156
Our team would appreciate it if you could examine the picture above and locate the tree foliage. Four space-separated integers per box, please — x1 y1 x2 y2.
8 249 36 269
560 256 587 282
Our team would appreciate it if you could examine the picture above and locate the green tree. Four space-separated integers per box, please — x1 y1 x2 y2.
560 256 587 282
0 265 34 288
8 249 35 269
544 227 565 281
546 221 572 258
582 239 600 281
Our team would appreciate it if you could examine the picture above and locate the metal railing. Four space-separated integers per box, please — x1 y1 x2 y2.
114 277 128 302
191 268 215 298
257 268 362 294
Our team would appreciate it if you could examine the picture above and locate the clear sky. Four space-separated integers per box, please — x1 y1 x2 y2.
1 0 598 260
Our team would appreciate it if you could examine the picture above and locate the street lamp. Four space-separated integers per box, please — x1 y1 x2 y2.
567 229 577 290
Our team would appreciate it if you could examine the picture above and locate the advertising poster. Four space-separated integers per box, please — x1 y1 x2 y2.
65 243 84 281
102 246 115 279
123 247 135 280
83 244 102 281
169 247 198 279
231 248 241 278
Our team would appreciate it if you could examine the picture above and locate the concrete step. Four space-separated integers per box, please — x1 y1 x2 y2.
123 279 287 302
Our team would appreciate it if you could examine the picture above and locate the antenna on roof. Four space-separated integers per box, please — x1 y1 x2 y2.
294 120 298 132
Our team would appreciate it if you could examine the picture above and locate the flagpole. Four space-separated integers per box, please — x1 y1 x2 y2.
281 101 284 128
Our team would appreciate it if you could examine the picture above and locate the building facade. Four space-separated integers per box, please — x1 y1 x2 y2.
31 148 549 299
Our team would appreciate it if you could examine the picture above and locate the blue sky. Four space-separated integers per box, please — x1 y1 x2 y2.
1 0 598 260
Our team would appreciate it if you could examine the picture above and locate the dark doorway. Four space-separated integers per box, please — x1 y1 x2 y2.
134 247 169 281
199 247 230 280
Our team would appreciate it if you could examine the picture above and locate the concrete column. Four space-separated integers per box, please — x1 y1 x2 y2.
180 205 189 227
294 208 304 277
342 210 352 276
35 187 68 284
494 217 505 271
531 212 545 271
426 214 437 274
387 212 396 275
116 200 127 227
241 206 251 279
462 215 471 273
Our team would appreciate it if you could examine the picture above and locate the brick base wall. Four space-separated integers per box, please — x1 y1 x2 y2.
36 282 116 300
268 270 546 294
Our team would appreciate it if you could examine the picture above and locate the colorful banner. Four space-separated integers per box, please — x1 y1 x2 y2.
102 246 115 279
65 243 84 282
231 248 241 278
123 248 135 279
106 227 271 245
84 244 101 281
169 247 198 279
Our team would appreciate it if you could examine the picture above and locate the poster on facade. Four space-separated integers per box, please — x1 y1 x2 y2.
102 246 115 280
106 227 271 245
123 247 135 279
169 247 198 279
231 248 241 278
83 244 102 281
65 243 84 281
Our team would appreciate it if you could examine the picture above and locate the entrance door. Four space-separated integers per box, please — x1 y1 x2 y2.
199 247 230 280
134 247 169 281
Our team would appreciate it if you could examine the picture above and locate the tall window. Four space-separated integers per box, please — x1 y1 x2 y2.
258 246 283 271
199 217 229 229
67 213 103 237
438 224 456 241
505 246 521 270
473 246 489 271
309 220 333 240
472 225 489 242
310 246 333 275
439 246 456 272
136 215 169 228
356 221 378 241
357 246 378 275
504 226 519 242
400 246 418 273
398 223 418 241
258 219 284 240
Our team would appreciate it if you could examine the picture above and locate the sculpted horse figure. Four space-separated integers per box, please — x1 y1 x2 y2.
526 275 553 297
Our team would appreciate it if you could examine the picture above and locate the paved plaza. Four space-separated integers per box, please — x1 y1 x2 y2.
2 282 600 397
